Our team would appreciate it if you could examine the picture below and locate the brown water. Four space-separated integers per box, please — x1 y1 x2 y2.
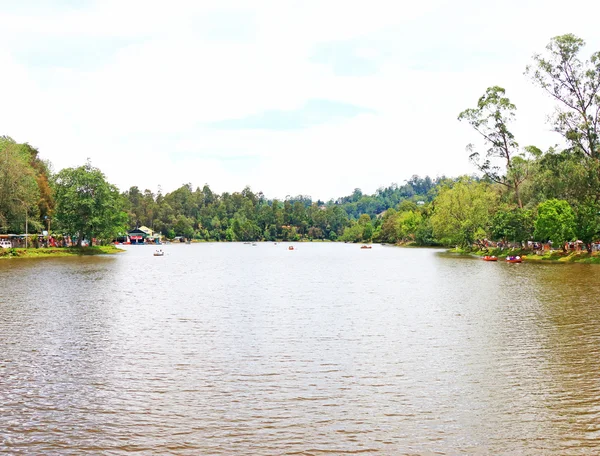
1 243 600 455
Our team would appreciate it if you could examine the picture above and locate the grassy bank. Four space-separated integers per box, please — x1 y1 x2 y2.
0 245 124 259
522 250 600 264
448 246 600 264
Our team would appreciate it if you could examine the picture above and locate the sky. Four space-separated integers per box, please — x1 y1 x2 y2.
1 0 600 201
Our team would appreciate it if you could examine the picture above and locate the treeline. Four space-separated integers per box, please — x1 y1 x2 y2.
2 34 599 250
0 136 54 234
0 133 442 244
433 33 600 252
120 176 441 242
348 33 600 252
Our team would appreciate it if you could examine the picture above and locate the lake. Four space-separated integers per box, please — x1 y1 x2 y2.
1 243 600 454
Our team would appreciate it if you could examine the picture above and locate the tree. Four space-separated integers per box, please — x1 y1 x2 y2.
526 34 600 160
458 86 527 207
340 223 363 243
21 142 54 221
257 204 275 233
123 186 143 227
534 199 576 248
140 189 157 229
529 147 593 203
307 203 327 237
362 222 374 241
572 201 600 252
491 205 534 243
173 214 195 239
414 217 435 246
430 178 498 247
325 205 349 237
397 210 423 242
0 137 41 234
53 161 127 246
378 209 399 243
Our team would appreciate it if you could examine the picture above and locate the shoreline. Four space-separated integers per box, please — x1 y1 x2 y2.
4 242 599 264
446 247 600 264
0 245 125 260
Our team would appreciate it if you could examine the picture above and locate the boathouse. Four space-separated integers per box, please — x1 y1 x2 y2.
128 226 151 244
127 226 161 244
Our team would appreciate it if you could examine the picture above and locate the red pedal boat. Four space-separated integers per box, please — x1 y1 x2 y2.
483 256 498 261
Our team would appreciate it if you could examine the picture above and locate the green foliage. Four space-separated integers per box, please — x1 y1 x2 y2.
174 214 195 239
573 200 600 246
526 34 600 159
534 199 576 246
340 223 364 243
459 86 518 165
53 160 127 245
335 176 440 219
414 217 435 246
458 86 526 207
378 208 399 243
362 222 374 241
491 206 534 242
0 137 43 233
4 39 600 251
397 211 423 241
430 178 498 247
375 205 432 245
527 149 594 204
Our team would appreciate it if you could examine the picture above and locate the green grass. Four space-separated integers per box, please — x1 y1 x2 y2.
448 246 600 264
528 250 600 264
0 245 124 259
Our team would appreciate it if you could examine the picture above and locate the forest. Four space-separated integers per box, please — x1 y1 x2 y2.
1 34 599 250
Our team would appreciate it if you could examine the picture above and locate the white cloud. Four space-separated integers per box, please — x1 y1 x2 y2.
1 0 599 200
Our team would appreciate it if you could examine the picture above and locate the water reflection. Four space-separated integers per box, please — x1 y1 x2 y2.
1 245 600 454
525 264 600 450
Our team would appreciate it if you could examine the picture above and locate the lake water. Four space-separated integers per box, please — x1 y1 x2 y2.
1 243 600 455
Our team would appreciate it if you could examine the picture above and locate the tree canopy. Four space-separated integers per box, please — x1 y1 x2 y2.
430 178 498 246
0 136 49 234
534 199 576 247
526 34 600 160
53 161 127 246
458 86 527 208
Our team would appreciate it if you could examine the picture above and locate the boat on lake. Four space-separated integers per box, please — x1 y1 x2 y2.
483 255 497 261
506 256 522 263
360 245 372 249
153 249 164 257
288 246 294 250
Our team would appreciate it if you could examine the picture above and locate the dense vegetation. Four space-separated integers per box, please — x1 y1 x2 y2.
0 133 441 244
119 176 441 243
0 136 53 234
1 34 599 250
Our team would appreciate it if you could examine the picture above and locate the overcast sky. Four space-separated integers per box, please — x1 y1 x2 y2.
2 0 600 200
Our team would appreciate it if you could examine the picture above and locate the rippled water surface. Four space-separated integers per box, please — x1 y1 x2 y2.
2 243 600 455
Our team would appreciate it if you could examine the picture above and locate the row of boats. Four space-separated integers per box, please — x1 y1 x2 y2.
483 255 522 263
